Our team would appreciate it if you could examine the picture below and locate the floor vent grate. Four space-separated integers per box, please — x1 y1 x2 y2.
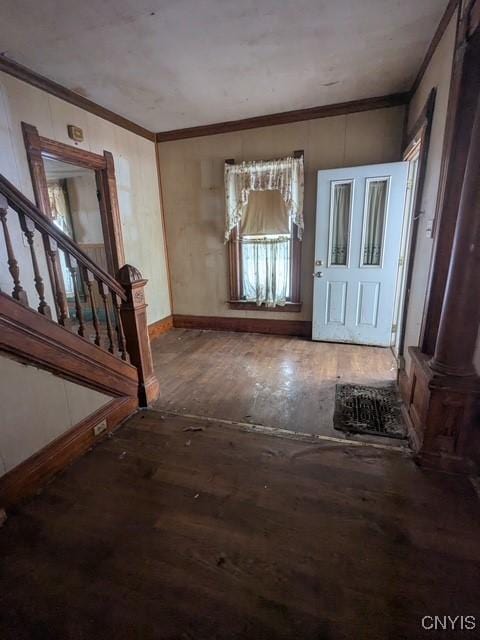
334 384 406 439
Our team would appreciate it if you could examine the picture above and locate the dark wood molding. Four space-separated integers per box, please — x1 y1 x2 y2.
148 315 173 340
22 123 125 276
0 292 138 398
0 395 137 509
118 266 160 407
0 55 155 142
173 314 312 337
410 0 460 97
420 14 480 355
228 301 302 313
156 93 409 142
397 89 436 362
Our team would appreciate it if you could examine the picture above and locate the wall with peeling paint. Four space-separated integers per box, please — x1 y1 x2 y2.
158 106 405 321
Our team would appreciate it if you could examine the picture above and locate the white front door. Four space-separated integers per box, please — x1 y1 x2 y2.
312 162 409 346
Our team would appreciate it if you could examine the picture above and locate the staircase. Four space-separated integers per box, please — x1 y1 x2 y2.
0 173 160 506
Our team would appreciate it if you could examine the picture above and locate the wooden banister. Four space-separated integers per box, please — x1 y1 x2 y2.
0 172 161 407
0 174 126 301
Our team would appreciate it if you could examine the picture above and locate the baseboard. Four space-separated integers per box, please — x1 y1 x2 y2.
148 315 173 340
173 314 312 337
0 395 138 509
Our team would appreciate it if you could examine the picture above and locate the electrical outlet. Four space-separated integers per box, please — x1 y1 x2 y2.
93 419 107 437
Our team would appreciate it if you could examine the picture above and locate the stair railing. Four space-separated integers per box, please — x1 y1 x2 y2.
0 173 159 406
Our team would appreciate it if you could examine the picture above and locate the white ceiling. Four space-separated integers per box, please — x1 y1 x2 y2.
0 0 447 132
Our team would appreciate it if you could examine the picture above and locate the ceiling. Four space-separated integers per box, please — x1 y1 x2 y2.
0 0 447 132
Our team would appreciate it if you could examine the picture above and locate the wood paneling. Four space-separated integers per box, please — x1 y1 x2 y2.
148 315 173 340
0 55 155 141
156 93 409 141
0 396 137 508
172 314 312 337
1 410 479 639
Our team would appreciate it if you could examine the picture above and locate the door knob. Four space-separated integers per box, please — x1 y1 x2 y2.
313 271 323 278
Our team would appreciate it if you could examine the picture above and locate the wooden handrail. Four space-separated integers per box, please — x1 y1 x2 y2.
0 173 126 300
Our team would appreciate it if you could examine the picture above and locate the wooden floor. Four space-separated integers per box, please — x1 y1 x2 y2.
152 329 398 441
1 411 479 639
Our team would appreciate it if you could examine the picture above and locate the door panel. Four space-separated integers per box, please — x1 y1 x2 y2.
313 162 408 346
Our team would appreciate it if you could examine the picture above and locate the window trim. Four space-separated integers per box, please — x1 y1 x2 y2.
227 221 302 311
226 152 303 312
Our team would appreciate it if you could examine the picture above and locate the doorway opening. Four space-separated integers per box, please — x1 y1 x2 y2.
22 122 124 276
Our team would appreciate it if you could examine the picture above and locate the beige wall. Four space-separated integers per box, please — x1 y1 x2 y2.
402 12 457 373
158 106 405 321
0 70 171 324
0 353 112 476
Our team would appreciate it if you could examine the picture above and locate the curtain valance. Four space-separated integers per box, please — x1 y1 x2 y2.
224 156 304 242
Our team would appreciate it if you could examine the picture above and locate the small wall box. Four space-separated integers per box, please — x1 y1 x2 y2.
67 124 84 142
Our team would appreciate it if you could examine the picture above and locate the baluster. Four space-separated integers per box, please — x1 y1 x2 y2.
45 236 69 326
98 280 114 353
111 291 128 361
18 213 52 318
65 254 85 337
0 195 28 306
84 268 101 346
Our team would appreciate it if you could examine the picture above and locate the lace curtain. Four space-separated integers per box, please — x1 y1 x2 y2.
363 180 387 266
331 183 351 265
242 237 290 307
224 156 304 242
48 181 74 296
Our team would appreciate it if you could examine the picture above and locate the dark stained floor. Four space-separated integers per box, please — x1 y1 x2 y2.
1 411 479 639
152 329 398 442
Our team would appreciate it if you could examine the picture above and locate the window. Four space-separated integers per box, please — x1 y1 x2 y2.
328 181 353 266
361 177 390 267
225 155 304 311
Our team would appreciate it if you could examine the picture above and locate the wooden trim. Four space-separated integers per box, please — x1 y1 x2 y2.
22 123 125 277
173 314 311 337
397 89 436 362
0 292 139 398
156 93 409 142
228 301 302 313
0 396 137 509
0 55 155 142
410 0 460 97
420 11 479 355
148 315 173 340
39 135 107 169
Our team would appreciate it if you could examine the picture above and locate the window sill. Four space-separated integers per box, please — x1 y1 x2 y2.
228 300 302 313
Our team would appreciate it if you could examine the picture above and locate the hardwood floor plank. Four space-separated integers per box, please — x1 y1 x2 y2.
1 410 479 639
151 329 398 442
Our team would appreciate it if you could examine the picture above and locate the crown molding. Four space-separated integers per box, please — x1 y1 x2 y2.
0 55 156 142
410 0 460 97
155 92 410 142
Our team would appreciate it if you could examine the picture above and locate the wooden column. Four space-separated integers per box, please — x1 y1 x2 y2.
429 95 480 377
420 4 480 355
400 3 480 470
118 264 160 407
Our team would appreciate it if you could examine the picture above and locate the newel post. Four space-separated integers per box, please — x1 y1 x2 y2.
118 264 160 407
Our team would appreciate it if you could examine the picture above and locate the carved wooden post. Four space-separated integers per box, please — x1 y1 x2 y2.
118 264 159 407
